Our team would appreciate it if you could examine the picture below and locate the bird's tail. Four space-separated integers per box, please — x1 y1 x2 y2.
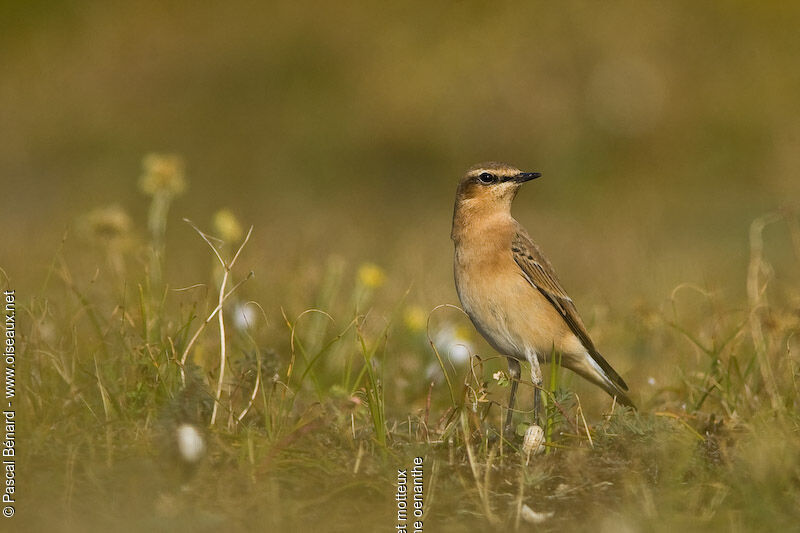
599 376 636 409
579 353 636 409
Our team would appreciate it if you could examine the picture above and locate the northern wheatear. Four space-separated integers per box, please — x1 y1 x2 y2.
451 162 634 429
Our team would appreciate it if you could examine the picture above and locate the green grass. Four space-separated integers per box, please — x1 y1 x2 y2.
11 162 800 532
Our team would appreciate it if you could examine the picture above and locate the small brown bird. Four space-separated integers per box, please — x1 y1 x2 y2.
451 162 634 430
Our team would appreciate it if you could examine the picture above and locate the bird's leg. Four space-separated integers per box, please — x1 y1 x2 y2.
505 358 521 434
526 351 543 425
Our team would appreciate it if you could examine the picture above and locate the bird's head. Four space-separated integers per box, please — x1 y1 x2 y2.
455 162 541 211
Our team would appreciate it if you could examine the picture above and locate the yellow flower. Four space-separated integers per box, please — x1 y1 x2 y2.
138 153 187 197
357 263 385 289
403 305 427 332
212 209 243 242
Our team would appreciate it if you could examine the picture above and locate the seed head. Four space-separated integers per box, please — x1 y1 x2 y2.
139 153 187 197
82 205 132 241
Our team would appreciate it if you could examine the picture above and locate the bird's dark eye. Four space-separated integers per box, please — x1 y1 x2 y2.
477 172 496 184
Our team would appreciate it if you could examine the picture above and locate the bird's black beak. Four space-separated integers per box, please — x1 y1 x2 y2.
514 172 542 183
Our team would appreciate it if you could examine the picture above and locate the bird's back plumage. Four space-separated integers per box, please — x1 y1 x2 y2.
511 225 633 407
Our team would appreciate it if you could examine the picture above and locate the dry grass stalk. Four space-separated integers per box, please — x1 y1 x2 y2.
182 218 254 426
746 214 781 411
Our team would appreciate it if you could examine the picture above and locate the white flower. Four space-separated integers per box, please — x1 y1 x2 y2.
432 323 473 365
521 504 554 524
176 423 205 464
233 303 257 331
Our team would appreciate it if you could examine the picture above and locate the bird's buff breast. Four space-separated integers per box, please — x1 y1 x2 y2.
454 244 578 360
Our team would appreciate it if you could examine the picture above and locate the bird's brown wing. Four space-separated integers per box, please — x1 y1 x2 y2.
511 229 629 392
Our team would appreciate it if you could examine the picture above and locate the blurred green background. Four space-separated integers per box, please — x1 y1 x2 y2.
2 1 799 386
